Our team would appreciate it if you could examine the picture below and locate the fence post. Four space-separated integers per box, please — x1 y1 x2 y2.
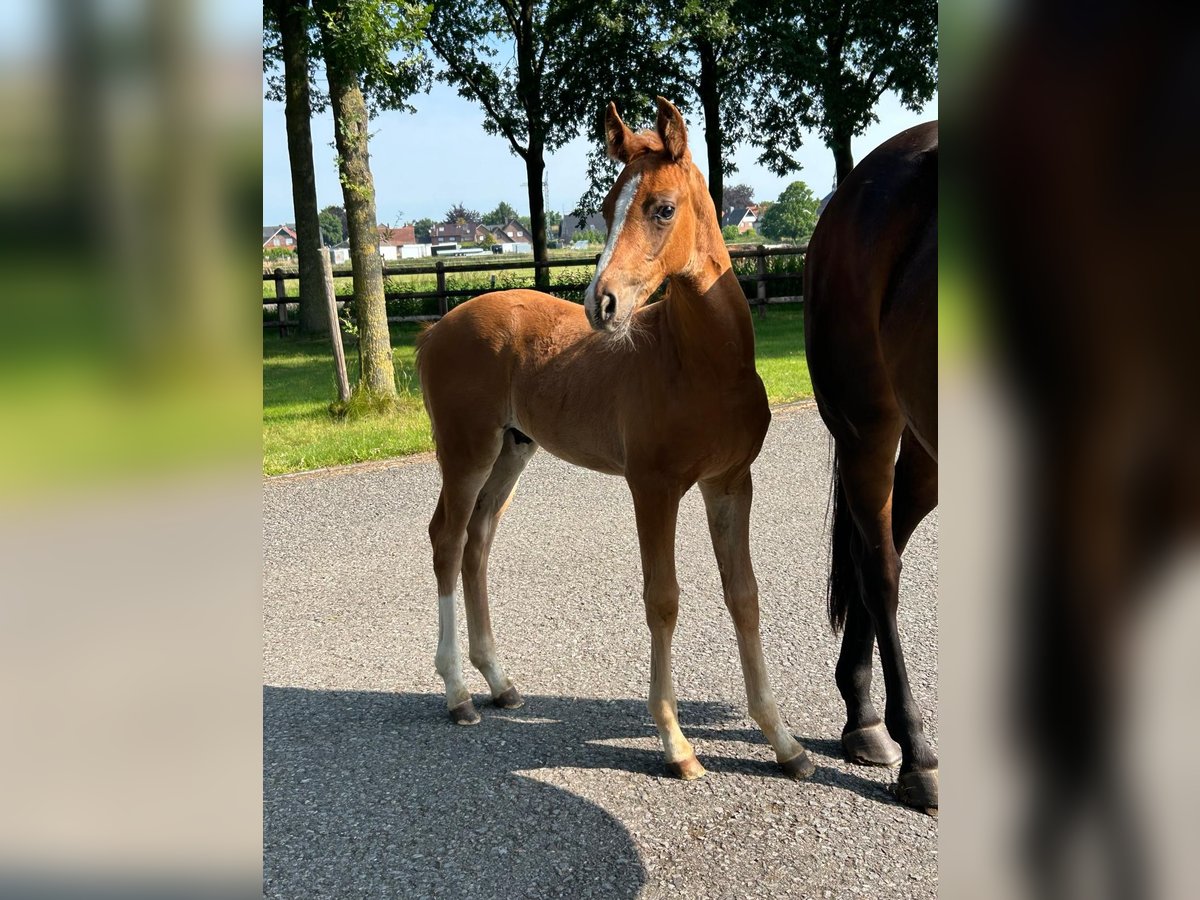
322 249 351 404
273 268 288 337
755 246 768 319
435 260 447 318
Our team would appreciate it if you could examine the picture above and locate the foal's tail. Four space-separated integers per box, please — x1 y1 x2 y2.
826 448 862 634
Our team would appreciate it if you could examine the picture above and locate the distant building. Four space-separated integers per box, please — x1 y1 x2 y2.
721 206 759 233
377 224 418 261
816 190 835 218
328 225 428 264
494 219 534 243
558 213 607 243
430 221 491 244
263 224 297 250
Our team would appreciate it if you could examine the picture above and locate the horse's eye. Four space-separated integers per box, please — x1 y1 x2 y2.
656 204 675 222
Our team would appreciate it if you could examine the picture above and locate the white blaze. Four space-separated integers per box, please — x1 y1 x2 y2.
584 173 642 316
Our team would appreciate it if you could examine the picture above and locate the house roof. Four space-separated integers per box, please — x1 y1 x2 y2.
378 224 417 246
721 207 755 227
263 224 297 243
816 190 835 217
500 219 532 236
432 221 480 237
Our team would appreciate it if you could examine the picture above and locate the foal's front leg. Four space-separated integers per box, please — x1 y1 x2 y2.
700 475 815 779
629 480 705 780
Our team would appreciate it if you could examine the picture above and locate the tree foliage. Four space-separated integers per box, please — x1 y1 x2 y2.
758 181 819 241
320 204 347 233
410 217 435 241
751 0 938 183
444 203 481 224
319 209 344 245
653 0 756 213
313 0 432 114
482 201 519 225
724 183 756 210
427 0 681 280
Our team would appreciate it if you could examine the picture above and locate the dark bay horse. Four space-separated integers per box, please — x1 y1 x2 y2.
804 121 939 813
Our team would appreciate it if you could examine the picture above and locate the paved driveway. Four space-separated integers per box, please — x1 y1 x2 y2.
264 404 938 899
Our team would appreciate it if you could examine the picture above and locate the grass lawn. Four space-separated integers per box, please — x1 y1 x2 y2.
263 305 811 476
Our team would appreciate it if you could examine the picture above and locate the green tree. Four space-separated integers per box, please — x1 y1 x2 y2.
752 0 938 184
482 201 519 225
758 181 819 242
314 0 431 404
320 203 347 236
411 217 435 241
545 210 562 228
319 208 344 245
427 0 679 286
264 0 328 334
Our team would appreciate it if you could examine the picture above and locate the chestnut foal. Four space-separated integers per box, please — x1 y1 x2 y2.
416 97 813 781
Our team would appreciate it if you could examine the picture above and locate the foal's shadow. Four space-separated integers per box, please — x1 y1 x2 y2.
264 688 893 899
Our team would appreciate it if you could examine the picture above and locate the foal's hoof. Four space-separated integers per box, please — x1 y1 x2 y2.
779 749 816 780
842 722 902 767
448 699 481 726
492 685 525 709
665 754 708 781
893 768 938 816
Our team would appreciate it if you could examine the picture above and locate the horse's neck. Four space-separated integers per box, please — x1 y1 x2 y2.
660 264 756 378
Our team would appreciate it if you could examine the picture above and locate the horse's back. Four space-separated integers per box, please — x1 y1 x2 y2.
417 290 586 451
804 122 938 447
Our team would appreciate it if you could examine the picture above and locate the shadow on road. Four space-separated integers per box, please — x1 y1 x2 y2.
264 687 896 898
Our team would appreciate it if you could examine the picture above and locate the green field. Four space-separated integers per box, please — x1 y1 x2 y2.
263 305 811 476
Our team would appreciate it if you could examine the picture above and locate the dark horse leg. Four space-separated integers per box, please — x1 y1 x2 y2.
835 423 939 812
837 428 937 767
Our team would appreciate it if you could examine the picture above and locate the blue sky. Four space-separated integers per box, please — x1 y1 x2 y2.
263 78 938 227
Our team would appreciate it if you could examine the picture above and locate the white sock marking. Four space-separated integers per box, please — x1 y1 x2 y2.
435 593 469 706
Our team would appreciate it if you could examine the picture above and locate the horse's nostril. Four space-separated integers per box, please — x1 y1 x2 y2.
600 292 617 323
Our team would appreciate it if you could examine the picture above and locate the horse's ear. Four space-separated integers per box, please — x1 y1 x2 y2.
655 96 687 160
605 102 633 163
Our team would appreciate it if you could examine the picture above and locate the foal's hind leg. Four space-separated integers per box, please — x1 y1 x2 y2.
838 428 937 767
700 474 814 779
838 424 939 812
430 430 504 725
461 428 537 709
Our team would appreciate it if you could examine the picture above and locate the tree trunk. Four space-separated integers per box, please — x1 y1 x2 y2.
831 128 855 186
514 2 549 289
697 38 724 218
525 144 549 288
276 0 327 335
316 6 396 400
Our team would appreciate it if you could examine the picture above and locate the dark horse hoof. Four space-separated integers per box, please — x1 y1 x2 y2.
779 750 816 780
842 722 902 767
893 768 938 815
492 685 525 709
449 699 481 726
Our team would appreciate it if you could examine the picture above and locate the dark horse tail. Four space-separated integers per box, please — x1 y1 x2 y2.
826 449 861 634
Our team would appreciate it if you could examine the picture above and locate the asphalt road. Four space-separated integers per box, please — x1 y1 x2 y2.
263 403 938 899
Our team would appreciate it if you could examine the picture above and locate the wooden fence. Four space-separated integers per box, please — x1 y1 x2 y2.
262 244 806 337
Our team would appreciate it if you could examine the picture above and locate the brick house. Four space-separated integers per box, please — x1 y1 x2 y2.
263 224 297 250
